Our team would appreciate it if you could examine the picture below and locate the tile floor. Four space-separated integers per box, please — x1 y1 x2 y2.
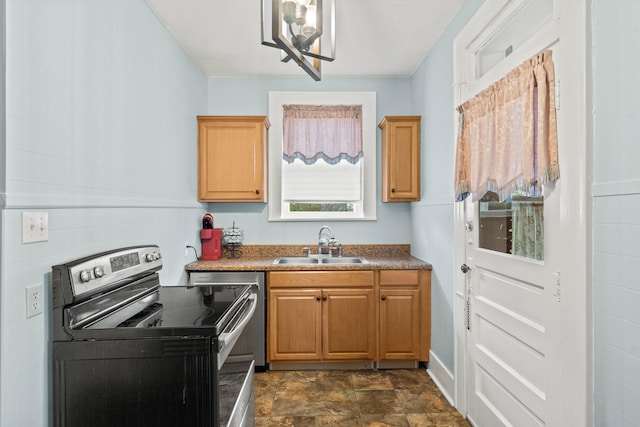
254 369 470 426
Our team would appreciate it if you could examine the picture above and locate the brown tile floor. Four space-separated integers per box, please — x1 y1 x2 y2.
254 369 471 426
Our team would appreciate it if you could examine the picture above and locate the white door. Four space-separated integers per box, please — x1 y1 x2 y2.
462 185 563 427
451 1 582 425
453 1 590 426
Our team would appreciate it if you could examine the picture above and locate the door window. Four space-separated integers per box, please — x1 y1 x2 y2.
475 0 554 78
478 191 544 260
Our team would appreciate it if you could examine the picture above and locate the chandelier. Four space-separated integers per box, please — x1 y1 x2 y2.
261 0 336 81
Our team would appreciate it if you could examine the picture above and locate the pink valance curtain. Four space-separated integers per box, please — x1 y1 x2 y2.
283 104 363 165
454 50 560 202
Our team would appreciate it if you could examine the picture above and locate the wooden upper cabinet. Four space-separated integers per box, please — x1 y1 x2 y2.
197 116 270 202
378 116 421 202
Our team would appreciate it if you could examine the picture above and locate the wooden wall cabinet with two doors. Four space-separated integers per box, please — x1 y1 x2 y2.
378 116 421 202
267 269 431 364
197 116 270 202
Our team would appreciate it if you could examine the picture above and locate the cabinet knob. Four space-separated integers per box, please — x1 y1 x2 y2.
255 189 260 194
381 295 387 300
322 295 327 301
391 188 396 193
316 295 321 301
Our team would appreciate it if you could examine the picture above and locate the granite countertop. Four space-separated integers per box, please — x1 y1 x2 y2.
185 244 432 272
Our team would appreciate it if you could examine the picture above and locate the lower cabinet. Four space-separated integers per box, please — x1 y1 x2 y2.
267 269 431 364
268 289 323 361
322 288 375 360
267 271 375 362
379 270 421 360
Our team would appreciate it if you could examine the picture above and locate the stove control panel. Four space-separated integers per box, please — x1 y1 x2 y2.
65 246 162 299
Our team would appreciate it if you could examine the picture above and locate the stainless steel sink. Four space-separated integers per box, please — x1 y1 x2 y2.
273 256 368 265
272 257 320 265
320 257 368 264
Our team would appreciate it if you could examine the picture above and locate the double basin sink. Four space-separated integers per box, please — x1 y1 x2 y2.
273 256 368 265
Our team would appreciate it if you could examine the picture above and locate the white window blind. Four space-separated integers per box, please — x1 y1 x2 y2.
282 158 361 201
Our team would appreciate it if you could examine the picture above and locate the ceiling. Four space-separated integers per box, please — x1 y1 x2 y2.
143 0 464 79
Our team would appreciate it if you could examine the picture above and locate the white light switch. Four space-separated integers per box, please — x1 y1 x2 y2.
22 212 49 243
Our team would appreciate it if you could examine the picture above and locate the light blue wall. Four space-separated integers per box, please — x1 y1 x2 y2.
409 0 484 374
592 1 640 425
1 1 208 425
207 77 414 244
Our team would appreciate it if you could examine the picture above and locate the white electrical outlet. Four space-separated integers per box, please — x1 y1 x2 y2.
26 284 43 318
22 212 49 243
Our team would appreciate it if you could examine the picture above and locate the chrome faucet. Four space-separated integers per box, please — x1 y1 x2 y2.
318 226 333 255
318 225 342 256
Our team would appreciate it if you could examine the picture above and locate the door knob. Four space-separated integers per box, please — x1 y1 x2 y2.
461 264 471 273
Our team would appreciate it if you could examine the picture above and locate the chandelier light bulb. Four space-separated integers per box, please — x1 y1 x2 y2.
282 1 296 25
294 4 307 26
305 5 316 28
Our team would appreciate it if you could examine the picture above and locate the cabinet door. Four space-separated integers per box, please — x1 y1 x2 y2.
197 116 268 202
322 289 375 360
379 116 421 202
379 288 420 360
268 289 322 362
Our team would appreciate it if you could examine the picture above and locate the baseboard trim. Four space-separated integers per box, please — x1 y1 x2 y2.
376 360 418 369
426 350 455 406
269 361 374 371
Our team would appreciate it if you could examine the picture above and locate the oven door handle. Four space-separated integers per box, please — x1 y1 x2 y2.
218 293 257 357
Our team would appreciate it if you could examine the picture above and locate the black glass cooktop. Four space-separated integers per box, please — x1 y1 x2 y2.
156 284 253 329
77 284 255 339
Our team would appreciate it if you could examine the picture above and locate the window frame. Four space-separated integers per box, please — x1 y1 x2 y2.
268 91 377 221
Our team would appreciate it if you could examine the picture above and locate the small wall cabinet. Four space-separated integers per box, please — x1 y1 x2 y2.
197 116 269 202
378 116 421 202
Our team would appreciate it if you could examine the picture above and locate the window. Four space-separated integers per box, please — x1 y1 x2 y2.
455 50 558 261
475 0 554 79
268 92 377 221
478 191 544 261
282 104 362 217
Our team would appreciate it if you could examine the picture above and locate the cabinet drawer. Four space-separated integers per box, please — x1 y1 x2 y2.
268 271 374 288
379 270 419 286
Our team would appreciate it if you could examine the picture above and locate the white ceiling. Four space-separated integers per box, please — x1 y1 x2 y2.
143 0 464 79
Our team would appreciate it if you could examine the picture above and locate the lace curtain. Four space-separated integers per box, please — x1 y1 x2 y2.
283 104 363 165
512 198 544 260
282 104 363 202
454 50 560 202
